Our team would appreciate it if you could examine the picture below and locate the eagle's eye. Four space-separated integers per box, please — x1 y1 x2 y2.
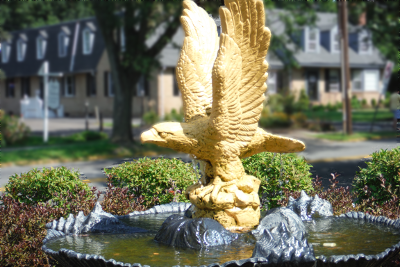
159 132 168 138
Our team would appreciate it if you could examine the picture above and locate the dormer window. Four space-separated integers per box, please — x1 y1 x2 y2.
36 34 47 60
58 32 69 57
17 36 27 62
331 26 340 53
82 27 95 55
305 27 319 53
1 42 11 63
358 30 372 54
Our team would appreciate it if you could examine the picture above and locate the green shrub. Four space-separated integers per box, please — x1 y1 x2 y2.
0 109 30 147
371 98 377 107
335 101 343 110
69 130 108 142
143 110 159 125
290 112 308 128
242 152 314 210
326 102 337 112
294 89 310 112
259 111 291 128
164 108 184 122
5 167 95 208
353 147 400 205
351 95 361 109
266 94 284 113
361 98 368 108
104 157 199 206
311 104 325 112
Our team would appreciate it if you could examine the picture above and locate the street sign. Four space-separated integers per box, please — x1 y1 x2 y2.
48 79 60 109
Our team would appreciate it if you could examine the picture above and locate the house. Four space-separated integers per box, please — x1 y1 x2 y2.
0 9 386 118
265 9 386 105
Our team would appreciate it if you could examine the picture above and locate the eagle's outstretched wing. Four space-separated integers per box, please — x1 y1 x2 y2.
208 0 271 145
176 1 219 123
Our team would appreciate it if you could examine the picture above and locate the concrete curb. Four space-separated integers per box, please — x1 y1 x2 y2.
305 154 371 164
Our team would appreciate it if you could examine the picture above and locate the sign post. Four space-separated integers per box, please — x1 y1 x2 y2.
369 61 394 133
38 61 62 143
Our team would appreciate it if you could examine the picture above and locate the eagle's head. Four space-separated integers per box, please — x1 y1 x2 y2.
140 122 198 154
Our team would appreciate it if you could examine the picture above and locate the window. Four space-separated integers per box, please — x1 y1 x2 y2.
17 38 27 61
352 70 362 91
358 30 372 54
328 69 340 91
36 36 47 59
120 26 126 52
173 69 180 96
58 32 69 57
21 77 30 97
364 70 379 92
1 42 11 63
136 75 149 97
5 78 15 98
267 71 277 94
104 71 114 97
86 73 96 96
331 27 341 53
306 27 319 53
82 28 94 55
63 76 75 97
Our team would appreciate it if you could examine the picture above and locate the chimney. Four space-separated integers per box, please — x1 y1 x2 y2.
358 11 366 26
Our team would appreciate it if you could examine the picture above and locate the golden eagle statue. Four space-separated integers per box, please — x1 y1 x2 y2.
141 0 305 229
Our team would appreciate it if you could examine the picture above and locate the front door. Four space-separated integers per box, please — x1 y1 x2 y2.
306 70 319 101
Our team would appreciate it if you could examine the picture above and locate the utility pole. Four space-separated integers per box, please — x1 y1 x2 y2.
337 1 352 135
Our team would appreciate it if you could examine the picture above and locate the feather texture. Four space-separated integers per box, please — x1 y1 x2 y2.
176 1 219 122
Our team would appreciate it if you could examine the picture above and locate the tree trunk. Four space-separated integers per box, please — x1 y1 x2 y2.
111 73 135 143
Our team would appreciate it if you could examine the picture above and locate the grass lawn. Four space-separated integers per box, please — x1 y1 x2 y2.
3 139 176 166
303 109 393 122
310 130 397 142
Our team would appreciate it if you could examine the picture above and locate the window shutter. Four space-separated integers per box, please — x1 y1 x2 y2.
5 79 9 97
104 71 108 96
86 73 90 97
61 77 65 96
325 69 329 92
338 71 342 92
72 76 75 96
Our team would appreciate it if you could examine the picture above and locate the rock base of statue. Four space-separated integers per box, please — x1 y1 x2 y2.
185 175 261 229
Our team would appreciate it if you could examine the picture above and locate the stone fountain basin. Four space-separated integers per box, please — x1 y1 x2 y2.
42 203 400 267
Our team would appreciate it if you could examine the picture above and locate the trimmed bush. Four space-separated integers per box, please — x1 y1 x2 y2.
353 147 400 205
242 152 314 210
5 167 95 208
290 112 308 128
70 130 108 141
294 89 310 112
104 157 199 206
351 95 361 109
142 110 159 125
164 108 184 122
0 109 30 147
259 111 291 128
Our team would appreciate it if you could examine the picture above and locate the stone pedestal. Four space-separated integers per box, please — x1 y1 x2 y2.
186 175 261 229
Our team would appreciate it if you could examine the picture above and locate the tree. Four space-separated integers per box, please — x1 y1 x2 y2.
0 2 93 31
92 2 185 143
348 1 399 68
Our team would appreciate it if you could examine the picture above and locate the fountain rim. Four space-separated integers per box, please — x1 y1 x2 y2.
42 203 400 267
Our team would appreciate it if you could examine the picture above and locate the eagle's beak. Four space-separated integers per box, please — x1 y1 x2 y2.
141 128 166 144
